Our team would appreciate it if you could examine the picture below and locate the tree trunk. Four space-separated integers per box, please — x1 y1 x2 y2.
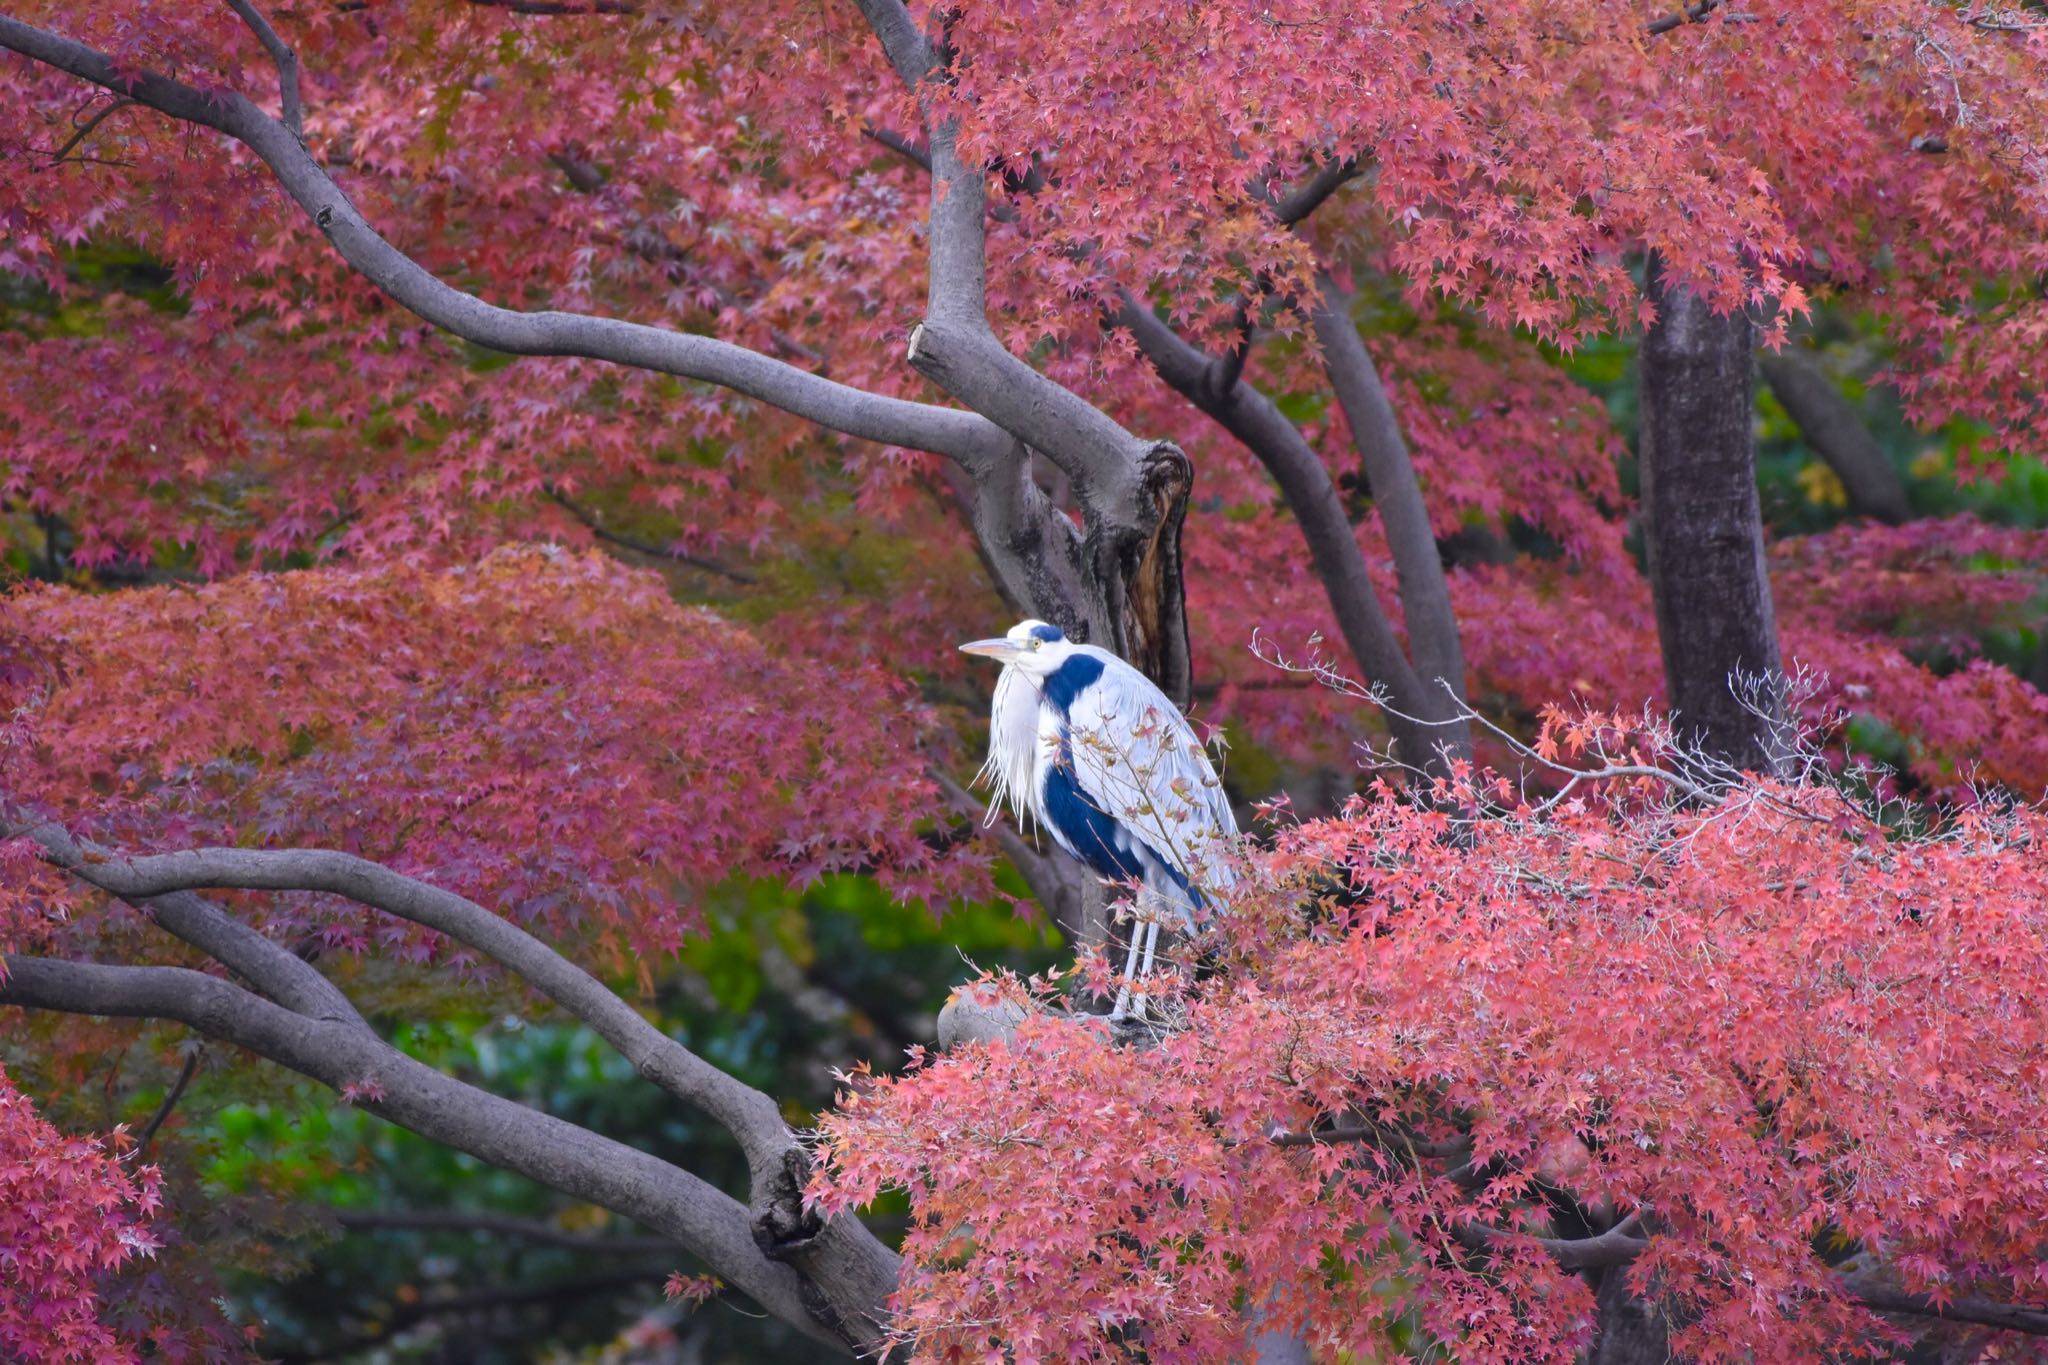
1589 1265 1676 1365
1637 256 1789 777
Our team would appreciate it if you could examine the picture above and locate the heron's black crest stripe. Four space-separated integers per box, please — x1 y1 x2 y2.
1028 622 1065 644
1040 652 1104 715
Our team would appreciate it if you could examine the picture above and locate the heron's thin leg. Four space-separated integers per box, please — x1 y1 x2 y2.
1129 917 1164 1021
1110 901 1144 1021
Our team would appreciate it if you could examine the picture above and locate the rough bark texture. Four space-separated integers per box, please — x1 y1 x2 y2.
1590 1266 1677 1365
1637 257 1788 777
1758 348 1911 524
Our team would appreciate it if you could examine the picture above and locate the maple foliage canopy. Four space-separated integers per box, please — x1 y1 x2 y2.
817 725 2048 1363
1 0 2048 1359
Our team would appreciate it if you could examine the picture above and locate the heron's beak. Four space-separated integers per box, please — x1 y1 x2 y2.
958 638 1021 660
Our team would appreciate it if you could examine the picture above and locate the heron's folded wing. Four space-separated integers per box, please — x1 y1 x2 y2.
1062 650 1237 886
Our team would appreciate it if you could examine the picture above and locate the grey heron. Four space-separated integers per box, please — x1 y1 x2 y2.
959 620 1236 1020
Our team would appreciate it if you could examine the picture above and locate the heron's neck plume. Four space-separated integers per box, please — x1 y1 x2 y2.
977 665 1041 831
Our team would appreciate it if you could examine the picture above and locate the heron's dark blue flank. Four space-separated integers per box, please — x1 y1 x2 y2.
1036 651 1203 908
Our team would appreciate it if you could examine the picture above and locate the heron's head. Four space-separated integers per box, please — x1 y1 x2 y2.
958 619 1077 679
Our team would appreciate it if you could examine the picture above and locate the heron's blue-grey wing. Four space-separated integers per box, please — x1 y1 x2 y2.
1059 647 1237 893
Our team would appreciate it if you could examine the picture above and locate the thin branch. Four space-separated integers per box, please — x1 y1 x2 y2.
43 96 135 166
543 487 756 583
224 0 303 136
0 15 1012 477
862 123 932 173
135 1045 202 1156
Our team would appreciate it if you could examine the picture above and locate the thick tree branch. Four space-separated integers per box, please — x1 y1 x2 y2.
848 0 939 88
224 0 303 136
35 847 811 1183
135 1044 202 1155
1840 1275 2048 1336
1757 349 1911 524
1645 0 1723 36
0 15 1011 476
1272 157 1362 227
1453 1213 1650 1271
1310 274 1469 714
846 0 1194 698
905 127 1163 528
11 819 367 1029
0 955 849 1348
16 830 900 1350
1113 293 1465 775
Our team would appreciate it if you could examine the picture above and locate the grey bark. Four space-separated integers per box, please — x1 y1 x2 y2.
1310 274 1470 715
906 120 1195 700
0 12 1193 705
1589 1266 1676 1365
1637 257 1789 777
1115 294 1471 778
0 956 855 1349
1757 349 1911 525
8 829 901 1353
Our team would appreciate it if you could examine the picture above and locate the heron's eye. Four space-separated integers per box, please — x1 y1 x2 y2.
1026 637 1042 651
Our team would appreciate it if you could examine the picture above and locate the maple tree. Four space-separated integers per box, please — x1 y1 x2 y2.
2 0 2048 1360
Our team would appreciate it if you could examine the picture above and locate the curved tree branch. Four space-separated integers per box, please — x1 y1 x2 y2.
0 954 852 1349
224 0 303 136
9 818 367 1029
1757 349 1911 525
11 826 900 1352
0 15 1011 476
1309 273 1469 715
51 845 796 1169
1113 292 1466 776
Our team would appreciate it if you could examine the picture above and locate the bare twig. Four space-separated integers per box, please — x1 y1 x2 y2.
135 1045 202 1156
543 486 755 583
43 95 135 166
